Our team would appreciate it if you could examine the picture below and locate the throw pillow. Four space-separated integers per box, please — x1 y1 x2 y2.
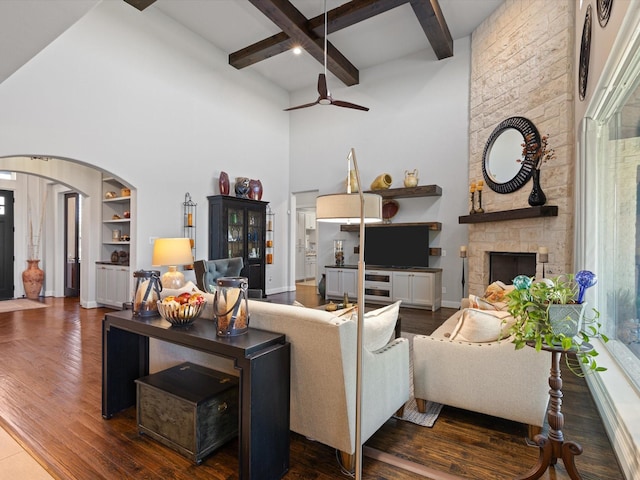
449 308 515 343
361 301 401 351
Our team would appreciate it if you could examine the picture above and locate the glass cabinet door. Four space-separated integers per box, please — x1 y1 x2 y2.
227 206 244 258
247 210 263 260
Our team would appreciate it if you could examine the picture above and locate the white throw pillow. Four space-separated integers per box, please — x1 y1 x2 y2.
362 301 401 351
449 308 515 343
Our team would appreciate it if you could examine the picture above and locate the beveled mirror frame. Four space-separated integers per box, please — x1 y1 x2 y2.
482 116 541 194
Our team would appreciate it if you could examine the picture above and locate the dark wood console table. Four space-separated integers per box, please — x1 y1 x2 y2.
102 310 290 480
516 343 591 480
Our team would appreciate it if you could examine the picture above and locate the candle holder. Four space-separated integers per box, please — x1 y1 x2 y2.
470 191 476 214
539 252 548 278
475 190 484 213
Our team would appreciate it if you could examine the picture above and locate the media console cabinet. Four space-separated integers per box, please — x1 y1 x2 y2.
325 266 442 311
102 310 290 480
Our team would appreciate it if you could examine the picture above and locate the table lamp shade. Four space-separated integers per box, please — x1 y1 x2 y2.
316 193 382 223
152 238 193 289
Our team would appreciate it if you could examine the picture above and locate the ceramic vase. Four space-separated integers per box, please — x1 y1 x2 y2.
370 173 392 190
318 274 326 299
528 169 547 207
235 177 250 198
404 169 419 187
249 179 263 200
22 259 44 300
219 171 230 195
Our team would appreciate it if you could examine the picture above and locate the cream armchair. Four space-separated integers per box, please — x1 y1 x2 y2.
412 309 551 436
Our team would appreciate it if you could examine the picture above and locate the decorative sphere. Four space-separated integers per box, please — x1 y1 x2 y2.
513 275 533 290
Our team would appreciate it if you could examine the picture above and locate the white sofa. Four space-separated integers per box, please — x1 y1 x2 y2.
412 308 551 434
150 285 410 467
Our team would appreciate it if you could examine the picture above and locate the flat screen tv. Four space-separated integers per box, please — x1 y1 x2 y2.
364 225 429 268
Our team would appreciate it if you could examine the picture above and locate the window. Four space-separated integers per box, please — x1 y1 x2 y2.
589 38 640 391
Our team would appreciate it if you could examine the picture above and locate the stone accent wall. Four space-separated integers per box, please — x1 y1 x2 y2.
468 0 575 295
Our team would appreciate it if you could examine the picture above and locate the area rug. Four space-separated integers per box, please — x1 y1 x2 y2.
393 332 443 427
0 299 48 313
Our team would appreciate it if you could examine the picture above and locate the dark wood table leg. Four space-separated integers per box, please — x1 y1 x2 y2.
516 350 584 480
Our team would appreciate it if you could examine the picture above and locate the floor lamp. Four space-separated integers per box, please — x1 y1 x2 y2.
316 148 382 479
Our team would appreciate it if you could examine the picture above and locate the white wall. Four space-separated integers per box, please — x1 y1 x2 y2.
289 38 471 306
0 1 291 300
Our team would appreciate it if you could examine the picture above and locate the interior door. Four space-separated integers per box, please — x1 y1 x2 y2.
64 192 80 297
0 190 14 299
295 211 306 281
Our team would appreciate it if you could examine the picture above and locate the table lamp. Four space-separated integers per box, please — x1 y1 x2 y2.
316 148 382 479
152 237 193 289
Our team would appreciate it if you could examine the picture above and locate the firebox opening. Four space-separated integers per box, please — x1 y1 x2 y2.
490 252 536 284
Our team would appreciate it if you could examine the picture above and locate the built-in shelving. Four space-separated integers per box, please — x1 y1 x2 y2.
458 206 558 224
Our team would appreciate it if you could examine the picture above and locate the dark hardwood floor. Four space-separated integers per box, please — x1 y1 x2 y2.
0 288 625 479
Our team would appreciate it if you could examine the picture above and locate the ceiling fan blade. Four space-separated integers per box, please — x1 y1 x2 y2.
318 73 328 99
283 100 320 111
332 100 370 111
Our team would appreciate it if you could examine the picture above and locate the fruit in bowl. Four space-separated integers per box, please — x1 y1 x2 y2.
158 292 206 326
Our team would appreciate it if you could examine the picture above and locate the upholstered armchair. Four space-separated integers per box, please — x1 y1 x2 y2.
193 257 244 292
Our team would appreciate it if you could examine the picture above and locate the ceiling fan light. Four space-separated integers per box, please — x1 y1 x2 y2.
292 46 302 55
319 99 331 105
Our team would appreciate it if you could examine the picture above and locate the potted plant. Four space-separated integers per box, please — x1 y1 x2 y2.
505 271 608 376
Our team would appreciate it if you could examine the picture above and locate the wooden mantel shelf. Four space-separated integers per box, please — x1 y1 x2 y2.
364 184 442 199
458 206 558 224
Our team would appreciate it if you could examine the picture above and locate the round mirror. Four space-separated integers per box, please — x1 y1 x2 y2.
482 116 540 194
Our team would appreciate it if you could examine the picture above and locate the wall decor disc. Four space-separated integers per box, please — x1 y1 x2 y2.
579 4 592 101
597 0 613 27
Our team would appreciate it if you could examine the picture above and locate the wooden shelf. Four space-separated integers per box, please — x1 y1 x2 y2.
341 221 442 232
458 206 558 224
364 184 442 199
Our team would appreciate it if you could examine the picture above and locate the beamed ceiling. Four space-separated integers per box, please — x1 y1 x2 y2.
0 0 503 93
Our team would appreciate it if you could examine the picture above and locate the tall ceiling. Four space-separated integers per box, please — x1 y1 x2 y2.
0 0 503 93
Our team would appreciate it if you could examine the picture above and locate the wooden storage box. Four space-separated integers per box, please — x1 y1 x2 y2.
135 362 239 464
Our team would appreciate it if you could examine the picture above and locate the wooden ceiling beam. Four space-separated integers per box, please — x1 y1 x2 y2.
247 0 359 86
409 0 453 59
123 0 157 11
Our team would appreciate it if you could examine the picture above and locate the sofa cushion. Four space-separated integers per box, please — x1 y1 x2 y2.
362 301 401 351
449 308 515 343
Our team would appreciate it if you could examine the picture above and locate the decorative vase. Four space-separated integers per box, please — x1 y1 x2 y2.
528 169 547 207
318 274 326 298
219 171 230 195
370 173 392 190
249 179 263 200
404 169 419 188
234 177 250 198
22 259 44 300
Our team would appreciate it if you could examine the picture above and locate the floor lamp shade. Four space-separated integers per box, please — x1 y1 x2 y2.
316 193 382 223
152 238 193 289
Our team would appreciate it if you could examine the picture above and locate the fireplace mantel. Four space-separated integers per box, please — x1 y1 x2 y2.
458 206 558 224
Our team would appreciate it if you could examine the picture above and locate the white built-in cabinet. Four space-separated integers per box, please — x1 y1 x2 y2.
96 264 130 309
326 267 442 311
96 175 131 309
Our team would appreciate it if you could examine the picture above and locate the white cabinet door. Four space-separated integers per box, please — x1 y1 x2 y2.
96 265 108 304
391 271 412 303
409 272 433 307
325 268 357 300
114 266 130 307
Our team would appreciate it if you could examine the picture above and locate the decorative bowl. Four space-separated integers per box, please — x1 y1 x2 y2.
382 200 399 222
157 300 206 326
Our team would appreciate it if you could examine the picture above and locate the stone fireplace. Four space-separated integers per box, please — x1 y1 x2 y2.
466 1 576 296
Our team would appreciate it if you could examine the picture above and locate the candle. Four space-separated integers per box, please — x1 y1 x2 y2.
187 213 193 227
460 245 467 252
477 180 483 191
470 182 476 193
538 246 548 254
459 245 467 258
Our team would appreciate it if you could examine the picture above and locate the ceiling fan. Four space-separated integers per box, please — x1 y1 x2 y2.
284 0 369 112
